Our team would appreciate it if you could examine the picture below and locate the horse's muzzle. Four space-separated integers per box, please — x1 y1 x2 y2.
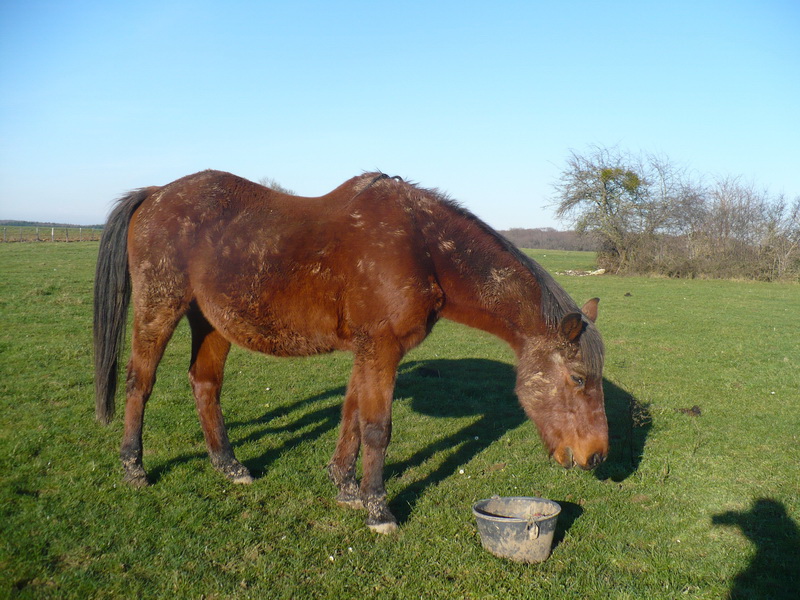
555 447 606 470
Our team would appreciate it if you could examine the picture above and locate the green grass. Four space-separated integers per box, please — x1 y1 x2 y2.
523 249 599 273
1 244 798 599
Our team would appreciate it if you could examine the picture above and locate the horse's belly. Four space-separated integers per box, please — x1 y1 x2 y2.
232 326 341 357
203 299 345 357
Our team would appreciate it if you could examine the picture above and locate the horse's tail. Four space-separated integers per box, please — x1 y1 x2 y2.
93 188 152 424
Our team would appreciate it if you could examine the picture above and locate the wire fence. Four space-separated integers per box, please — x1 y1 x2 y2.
1 226 102 243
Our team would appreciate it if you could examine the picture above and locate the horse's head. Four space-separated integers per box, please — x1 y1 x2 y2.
516 298 608 470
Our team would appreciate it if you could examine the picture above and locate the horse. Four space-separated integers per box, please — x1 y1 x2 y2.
94 170 608 534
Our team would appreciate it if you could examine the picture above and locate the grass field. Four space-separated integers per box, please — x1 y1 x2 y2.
1 244 798 599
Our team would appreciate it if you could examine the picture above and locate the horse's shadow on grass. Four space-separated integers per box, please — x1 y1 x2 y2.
148 384 345 484
388 359 526 524
385 362 649 522
151 358 649 528
594 379 651 483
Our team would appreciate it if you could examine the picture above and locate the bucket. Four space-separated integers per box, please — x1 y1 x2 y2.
472 496 561 563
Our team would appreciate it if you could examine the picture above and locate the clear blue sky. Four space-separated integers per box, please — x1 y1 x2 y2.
1 0 798 229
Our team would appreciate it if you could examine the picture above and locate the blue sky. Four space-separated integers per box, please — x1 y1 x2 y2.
1 0 798 229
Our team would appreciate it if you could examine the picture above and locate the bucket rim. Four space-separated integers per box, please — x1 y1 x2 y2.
472 496 561 523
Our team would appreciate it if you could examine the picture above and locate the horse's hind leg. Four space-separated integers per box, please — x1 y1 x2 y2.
187 307 253 484
121 308 182 487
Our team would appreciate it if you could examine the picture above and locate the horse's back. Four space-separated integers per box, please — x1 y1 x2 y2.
127 171 443 356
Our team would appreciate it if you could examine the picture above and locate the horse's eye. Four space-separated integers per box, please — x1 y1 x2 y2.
571 375 585 387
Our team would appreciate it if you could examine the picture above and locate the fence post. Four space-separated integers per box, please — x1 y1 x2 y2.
51 227 55 242
2 227 5 242
36 227 40 241
19 227 23 242
79 227 82 242
65 228 69 242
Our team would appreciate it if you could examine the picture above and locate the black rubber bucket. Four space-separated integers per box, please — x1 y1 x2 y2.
472 496 561 563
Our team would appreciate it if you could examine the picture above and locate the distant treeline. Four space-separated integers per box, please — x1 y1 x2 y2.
3 219 591 250
498 227 598 251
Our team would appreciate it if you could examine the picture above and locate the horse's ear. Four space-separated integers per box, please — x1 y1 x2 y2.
582 297 600 323
560 312 585 342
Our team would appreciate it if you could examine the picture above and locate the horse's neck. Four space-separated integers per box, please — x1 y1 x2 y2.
421 204 542 353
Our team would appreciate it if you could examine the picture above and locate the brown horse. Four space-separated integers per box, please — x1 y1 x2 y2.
94 170 607 534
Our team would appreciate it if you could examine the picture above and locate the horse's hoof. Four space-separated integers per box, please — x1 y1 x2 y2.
367 520 398 535
364 495 397 533
336 492 365 510
366 504 398 534
212 456 253 484
123 472 149 488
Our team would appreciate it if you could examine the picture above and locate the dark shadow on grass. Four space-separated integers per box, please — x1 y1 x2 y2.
594 380 651 482
387 359 526 524
148 386 346 483
229 386 346 479
551 501 584 551
712 499 800 600
148 451 207 484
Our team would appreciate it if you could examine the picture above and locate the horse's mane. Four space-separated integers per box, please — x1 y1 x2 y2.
359 172 604 377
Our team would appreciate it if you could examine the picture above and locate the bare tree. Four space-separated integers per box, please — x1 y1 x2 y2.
258 176 295 195
550 146 798 280
552 146 697 272
552 146 643 270
767 196 800 279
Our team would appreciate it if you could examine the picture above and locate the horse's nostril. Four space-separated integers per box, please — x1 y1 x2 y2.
587 452 605 469
562 447 575 469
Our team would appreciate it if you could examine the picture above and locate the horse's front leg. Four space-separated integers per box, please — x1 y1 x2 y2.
354 343 401 534
360 408 395 534
327 387 362 509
